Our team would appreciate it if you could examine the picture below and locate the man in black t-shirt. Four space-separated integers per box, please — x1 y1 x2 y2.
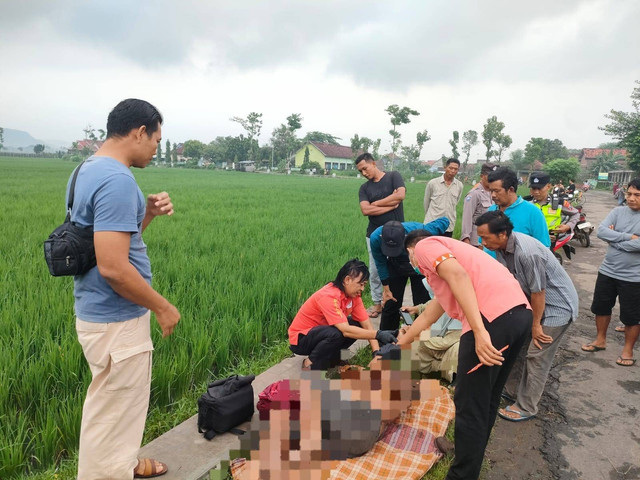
356 153 406 317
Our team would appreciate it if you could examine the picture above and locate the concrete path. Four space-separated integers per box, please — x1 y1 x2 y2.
139 317 388 479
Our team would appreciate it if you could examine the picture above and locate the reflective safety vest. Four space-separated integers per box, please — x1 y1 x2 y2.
533 201 562 229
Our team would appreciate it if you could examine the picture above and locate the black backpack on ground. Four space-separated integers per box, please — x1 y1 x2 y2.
197 374 255 440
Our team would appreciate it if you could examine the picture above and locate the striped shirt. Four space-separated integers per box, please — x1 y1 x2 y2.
495 232 578 327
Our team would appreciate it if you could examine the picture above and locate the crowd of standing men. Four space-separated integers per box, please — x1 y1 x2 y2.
63 98 639 480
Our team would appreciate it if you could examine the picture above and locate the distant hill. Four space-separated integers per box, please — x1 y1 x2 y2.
0 128 69 153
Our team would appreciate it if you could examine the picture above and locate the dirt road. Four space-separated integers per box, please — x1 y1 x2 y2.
485 189 640 480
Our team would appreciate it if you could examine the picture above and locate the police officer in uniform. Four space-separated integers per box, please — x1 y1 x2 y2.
528 171 579 236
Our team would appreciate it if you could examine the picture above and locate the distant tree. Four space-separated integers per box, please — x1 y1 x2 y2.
495 132 512 162
230 112 263 163
83 124 97 141
385 104 420 170
597 141 620 149
416 130 431 160
509 149 531 172
303 131 341 145
97 129 106 141
482 116 507 161
0 126 4 150
270 114 303 168
33 144 45 154
156 143 162 163
590 150 625 177
600 80 640 173
449 130 460 159
303 145 310 165
544 158 581 184
172 142 177 166
524 137 569 165
350 134 381 160
182 139 205 160
164 139 170 163
461 130 479 167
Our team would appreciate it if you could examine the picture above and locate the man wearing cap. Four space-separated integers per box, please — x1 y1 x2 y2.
528 171 579 236
369 217 450 330
356 153 406 318
486 167 550 250
424 158 463 237
461 163 496 247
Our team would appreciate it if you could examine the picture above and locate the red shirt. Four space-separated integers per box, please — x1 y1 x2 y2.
414 237 530 334
288 283 369 345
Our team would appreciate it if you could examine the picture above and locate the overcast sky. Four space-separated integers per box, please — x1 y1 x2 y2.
1 0 639 159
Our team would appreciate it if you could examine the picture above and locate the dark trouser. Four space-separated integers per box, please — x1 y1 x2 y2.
380 275 431 330
442 231 453 238
289 318 360 370
446 305 532 480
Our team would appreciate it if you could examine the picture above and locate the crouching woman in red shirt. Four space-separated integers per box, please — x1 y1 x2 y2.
288 259 397 370
400 231 532 480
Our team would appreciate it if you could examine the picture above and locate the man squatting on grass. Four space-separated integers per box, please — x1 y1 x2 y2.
369 217 450 330
355 153 406 318
398 230 532 480
288 259 398 370
476 211 578 421
70 99 180 479
581 177 640 367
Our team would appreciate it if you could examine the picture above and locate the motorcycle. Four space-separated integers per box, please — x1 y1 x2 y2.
550 230 575 265
573 204 593 247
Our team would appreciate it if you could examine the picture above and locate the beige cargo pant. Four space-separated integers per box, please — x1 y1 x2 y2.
416 330 461 382
76 312 154 480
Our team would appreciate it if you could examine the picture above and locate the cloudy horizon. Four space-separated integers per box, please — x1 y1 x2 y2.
1 0 639 159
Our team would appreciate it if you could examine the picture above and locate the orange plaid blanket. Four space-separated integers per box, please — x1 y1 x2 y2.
231 386 455 480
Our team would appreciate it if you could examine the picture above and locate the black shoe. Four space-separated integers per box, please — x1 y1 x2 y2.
435 436 455 455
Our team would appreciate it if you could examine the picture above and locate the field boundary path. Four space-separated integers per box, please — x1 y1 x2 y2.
139 332 379 479
485 189 640 480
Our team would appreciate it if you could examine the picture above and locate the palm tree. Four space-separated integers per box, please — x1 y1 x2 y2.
590 150 625 177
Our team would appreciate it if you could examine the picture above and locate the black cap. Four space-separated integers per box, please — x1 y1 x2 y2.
381 221 406 257
529 171 551 188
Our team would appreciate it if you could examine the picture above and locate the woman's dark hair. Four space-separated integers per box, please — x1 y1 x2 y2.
404 229 434 250
106 98 163 139
332 259 369 292
487 167 518 192
475 210 514 236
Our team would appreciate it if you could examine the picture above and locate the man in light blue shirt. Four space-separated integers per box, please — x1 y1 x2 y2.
71 99 179 479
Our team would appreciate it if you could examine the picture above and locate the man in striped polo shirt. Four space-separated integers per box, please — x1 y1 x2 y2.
476 210 578 421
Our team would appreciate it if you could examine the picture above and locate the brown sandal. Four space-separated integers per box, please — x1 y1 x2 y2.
134 458 168 478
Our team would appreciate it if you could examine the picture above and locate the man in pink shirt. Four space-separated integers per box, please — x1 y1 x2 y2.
400 230 531 480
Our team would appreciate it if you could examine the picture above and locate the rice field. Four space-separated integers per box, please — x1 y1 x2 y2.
1 157 456 478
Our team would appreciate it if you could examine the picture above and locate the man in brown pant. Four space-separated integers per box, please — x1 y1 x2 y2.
69 99 180 479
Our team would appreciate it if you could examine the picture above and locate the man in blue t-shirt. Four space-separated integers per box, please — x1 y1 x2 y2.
70 99 179 479
485 167 550 254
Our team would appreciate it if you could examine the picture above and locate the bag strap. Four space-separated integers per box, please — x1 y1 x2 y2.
202 427 246 441
66 161 85 218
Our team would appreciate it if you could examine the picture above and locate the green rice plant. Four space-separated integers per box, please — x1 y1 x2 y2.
1 157 471 478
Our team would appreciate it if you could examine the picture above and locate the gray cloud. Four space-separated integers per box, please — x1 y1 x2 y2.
2 0 638 88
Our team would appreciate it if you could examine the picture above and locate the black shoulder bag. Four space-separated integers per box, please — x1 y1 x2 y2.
43 162 96 276
197 374 255 440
